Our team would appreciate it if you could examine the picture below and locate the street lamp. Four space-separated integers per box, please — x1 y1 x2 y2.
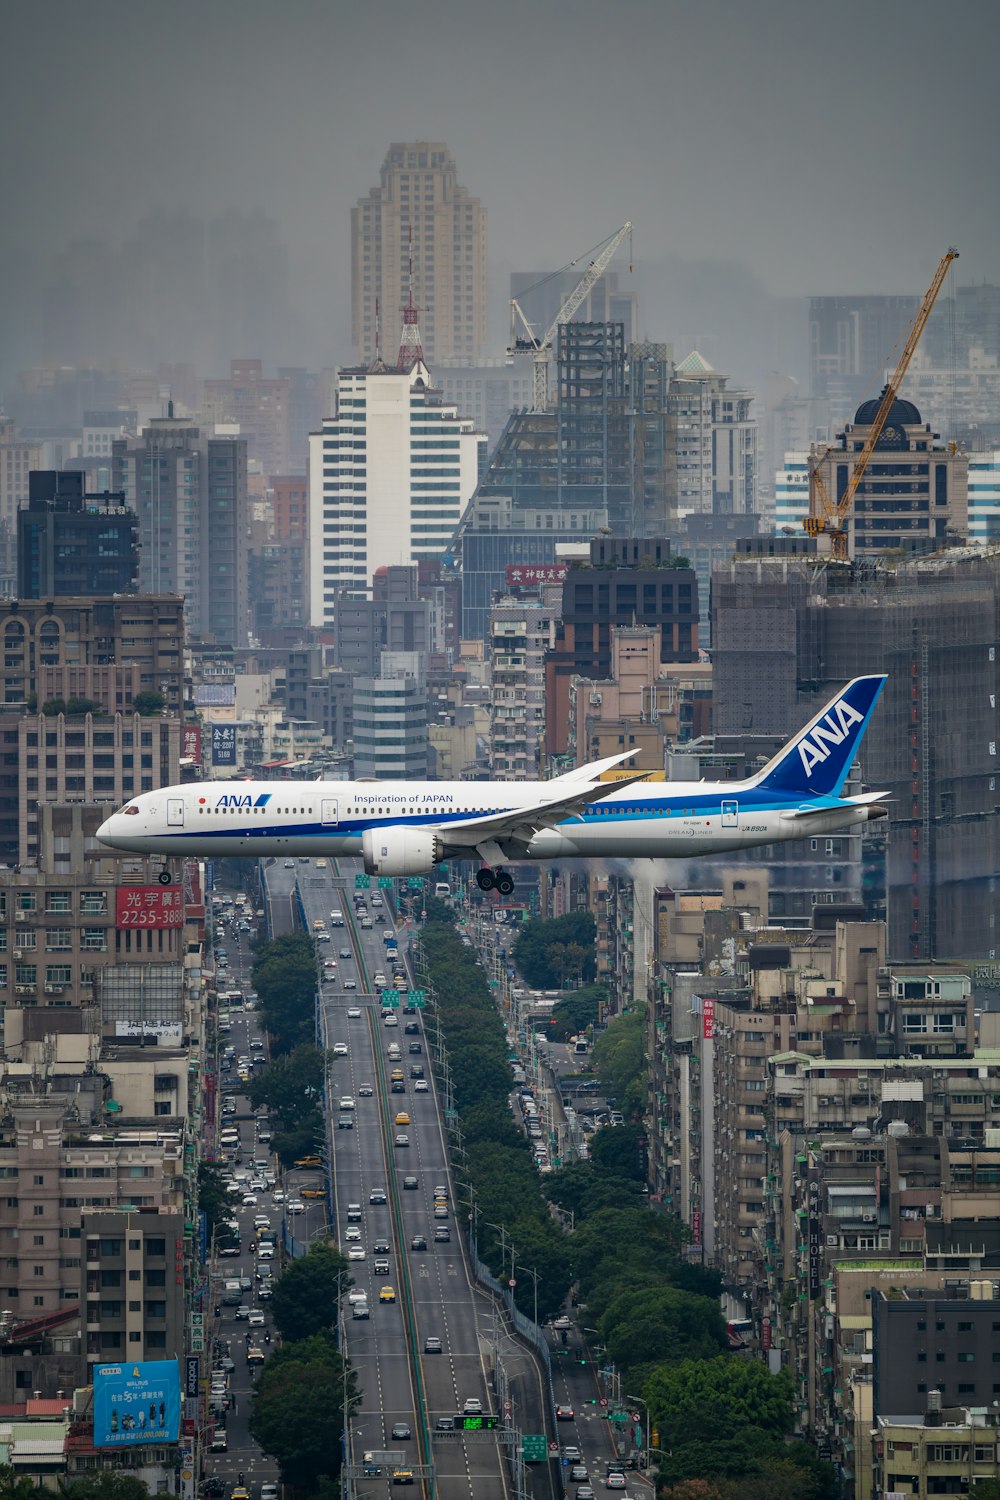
514 1262 540 1329
624 1393 651 1472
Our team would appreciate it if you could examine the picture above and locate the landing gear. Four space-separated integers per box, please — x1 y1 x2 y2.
158 868 173 886
476 867 515 897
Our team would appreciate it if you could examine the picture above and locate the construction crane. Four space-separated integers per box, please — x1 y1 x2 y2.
803 247 959 560
508 221 633 411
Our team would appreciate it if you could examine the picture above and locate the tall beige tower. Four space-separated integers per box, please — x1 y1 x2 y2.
351 142 488 367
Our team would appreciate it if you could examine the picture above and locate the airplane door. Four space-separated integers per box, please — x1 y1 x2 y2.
321 799 339 826
721 800 738 827
166 798 185 827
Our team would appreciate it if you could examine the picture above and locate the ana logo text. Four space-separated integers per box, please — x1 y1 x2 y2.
797 698 864 777
215 793 272 809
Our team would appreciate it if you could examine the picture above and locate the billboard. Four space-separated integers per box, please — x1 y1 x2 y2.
211 724 237 766
116 886 185 929
504 563 568 588
181 724 202 763
702 997 715 1040
94 1359 181 1447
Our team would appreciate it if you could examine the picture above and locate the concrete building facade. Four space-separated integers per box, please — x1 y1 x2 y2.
351 142 488 367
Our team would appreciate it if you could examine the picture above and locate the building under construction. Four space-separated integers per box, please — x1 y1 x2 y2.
711 550 1000 961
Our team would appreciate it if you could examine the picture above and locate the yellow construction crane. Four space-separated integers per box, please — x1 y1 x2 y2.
803 247 959 559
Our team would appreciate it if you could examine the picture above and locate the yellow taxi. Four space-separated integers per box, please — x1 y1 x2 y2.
300 1187 326 1199
294 1155 323 1168
379 1285 396 1303
394 1111 410 1126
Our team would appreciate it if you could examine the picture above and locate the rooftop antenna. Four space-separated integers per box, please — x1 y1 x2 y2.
368 297 387 374
397 225 424 373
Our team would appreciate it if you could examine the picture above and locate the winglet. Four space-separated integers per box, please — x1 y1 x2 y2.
752 676 886 799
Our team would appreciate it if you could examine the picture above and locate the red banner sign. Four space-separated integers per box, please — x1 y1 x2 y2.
182 724 202 762
504 564 568 588
702 997 715 1040
761 1315 772 1351
116 886 185 928
690 1210 702 1245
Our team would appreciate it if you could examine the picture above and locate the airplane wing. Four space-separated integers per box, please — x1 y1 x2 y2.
435 763 653 858
779 790 891 820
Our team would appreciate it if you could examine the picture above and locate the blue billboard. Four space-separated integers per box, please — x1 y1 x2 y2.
94 1359 181 1447
211 724 237 767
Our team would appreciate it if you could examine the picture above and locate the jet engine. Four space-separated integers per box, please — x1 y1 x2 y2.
361 826 442 877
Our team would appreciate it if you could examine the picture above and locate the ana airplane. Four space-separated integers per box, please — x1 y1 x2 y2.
97 675 888 895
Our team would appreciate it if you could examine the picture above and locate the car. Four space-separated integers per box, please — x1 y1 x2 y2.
413 1079 428 1093
374 1256 390 1274
433 1184 448 1199
562 1445 582 1461
391 1473 414 1488
248 1309 265 1327
332 1042 349 1056
338 1113 354 1129
403 1176 418 1190
254 1215 270 1228
463 1398 483 1416
369 1188 387 1204
295 1155 323 1168
230 1489 250 1500
272 1189 285 1203
570 1466 588 1482
374 971 387 986
348 1246 366 1261
202 1477 226 1497
373 1236 390 1253
371 894 383 907
241 1193 258 1205
238 1276 253 1292
235 1305 250 1321
260 1486 279 1500
379 1285 396 1303
214 1358 236 1374
345 1226 362 1242
605 1476 626 1491
339 1097 356 1111
436 1417 455 1431
315 930 330 943
390 1080 406 1094
258 1284 272 1299
433 1227 450 1243
404 1021 420 1035
283 860 295 869
340 948 352 959
577 1488 596 1500
557 1405 575 1421
434 1204 448 1219
410 1234 427 1251
209 1430 228 1453
424 1335 442 1353
218 1243 240 1257
287 1199 306 1214
359 1083 373 1097
347 1007 362 1019
394 1111 410 1126
390 1422 411 1439
409 1042 422 1054
384 1015 398 1028
394 1134 409 1148
344 979 357 990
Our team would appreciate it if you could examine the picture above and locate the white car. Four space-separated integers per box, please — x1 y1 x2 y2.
332 1042 348 1056
272 1190 285 1204
414 1079 429 1093
248 1309 266 1326
287 1199 305 1214
253 1215 271 1229
339 1097 355 1111
347 1246 366 1261
242 1194 258 1206
347 1007 361 1018
344 979 357 990
345 1226 362 1242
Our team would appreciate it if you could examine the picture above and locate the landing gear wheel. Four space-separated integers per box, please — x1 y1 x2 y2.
158 869 173 886
496 871 515 897
476 868 496 892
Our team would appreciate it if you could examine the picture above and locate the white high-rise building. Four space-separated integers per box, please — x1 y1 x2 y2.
308 361 484 627
774 451 811 533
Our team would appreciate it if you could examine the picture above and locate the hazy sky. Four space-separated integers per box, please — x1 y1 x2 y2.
1 0 997 371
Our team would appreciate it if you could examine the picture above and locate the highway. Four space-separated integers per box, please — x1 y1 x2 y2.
290 859 523 1500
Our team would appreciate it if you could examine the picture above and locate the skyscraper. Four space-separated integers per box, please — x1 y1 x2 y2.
351 143 488 366
18 471 137 598
307 362 484 627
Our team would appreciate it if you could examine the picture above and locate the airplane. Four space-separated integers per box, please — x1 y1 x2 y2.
97 675 888 896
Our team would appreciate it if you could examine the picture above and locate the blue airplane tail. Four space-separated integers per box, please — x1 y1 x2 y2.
753 676 887 799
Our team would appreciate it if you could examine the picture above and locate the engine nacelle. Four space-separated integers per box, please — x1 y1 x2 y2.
361 825 441 877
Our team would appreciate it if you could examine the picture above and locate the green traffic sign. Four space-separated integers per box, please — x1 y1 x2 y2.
407 877 425 890
382 989 400 1006
378 876 394 889
407 990 426 1006
411 997 427 1009
522 1435 547 1462
354 874 370 889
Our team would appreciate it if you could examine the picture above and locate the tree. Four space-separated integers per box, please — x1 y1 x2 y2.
513 912 596 988
57 1476 152 1500
198 1161 237 1246
0 1470 50 1500
588 1122 645 1181
645 1357 794 1451
272 1111 326 1168
251 933 317 1052
550 985 603 1041
971 1484 1000 1500
132 690 165 716
592 1009 645 1113
601 1286 728 1372
270 1242 350 1343
248 1044 326 1129
661 1484 725 1500
249 1334 356 1491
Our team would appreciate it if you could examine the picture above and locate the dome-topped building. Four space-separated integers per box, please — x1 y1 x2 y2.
853 390 922 429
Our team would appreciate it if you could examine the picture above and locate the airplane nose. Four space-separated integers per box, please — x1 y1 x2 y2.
96 813 117 848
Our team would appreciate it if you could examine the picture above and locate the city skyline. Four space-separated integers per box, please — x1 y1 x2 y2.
0 0 996 394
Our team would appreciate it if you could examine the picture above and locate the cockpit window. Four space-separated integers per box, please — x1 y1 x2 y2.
122 804 140 816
